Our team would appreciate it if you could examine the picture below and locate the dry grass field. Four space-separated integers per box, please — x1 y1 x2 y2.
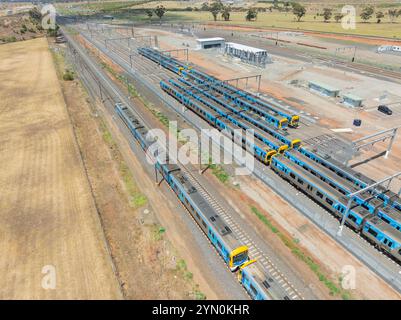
0 38 122 299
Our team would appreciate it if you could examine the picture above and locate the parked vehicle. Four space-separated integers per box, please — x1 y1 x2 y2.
378 105 393 115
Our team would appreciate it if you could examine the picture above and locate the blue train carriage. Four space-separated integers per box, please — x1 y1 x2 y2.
178 76 291 135
203 81 289 130
182 77 289 130
232 107 301 149
284 149 386 214
296 148 401 220
299 147 372 190
270 154 371 231
167 169 249 270
172 77 295 153
376 205 401 232
238 260 291 300
168 78 289 157
161 80 277 165
393 198 401 214
362 216 401 262
212 80 300 128
138 47 182 73
216 117 277 165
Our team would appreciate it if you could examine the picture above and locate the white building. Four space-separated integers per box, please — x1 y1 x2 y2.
224 42 272 68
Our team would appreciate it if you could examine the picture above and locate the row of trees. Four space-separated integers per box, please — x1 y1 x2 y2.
145 5 166 23
202 1 304 22
143 2 401 24
320 6 401 24
360 6 401 23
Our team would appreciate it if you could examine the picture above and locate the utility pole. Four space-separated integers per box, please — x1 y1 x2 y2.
352 46 357 62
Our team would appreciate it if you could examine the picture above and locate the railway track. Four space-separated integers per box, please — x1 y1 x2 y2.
181 166 302 300
316 56 401 81
64 25 310 300
67 23 398 296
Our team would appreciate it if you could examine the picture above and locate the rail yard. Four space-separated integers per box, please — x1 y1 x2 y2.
2 1 401 304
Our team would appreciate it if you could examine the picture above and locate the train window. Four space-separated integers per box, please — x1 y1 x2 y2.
202 220 207 229
297 178 304 185
316 191 323 199
189 204 194 212
339 189 346 195
195 212 200 220
216 241 222 249
383 238 388 245
348 215 357 223
290 173 295 179
307 185 313 191
262 280 271 289
326 198 333 206
381 216 390 224
249 284 258 297
367 228 378 238
389 242 393 248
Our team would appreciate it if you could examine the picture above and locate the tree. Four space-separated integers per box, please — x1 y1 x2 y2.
146 9 153 22
209 1 223 21
221 6 231 21
283 2 291 12
201 2 209 11
334 13 344 23
154 5 166 25
388 9 398 23
360 6 374 22
376 11 384 23
322 8 332 22
245 8 258 21
292 3 306 22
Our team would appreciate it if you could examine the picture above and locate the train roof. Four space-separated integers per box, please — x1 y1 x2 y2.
303 147 376 186
169 170 240 248
169 80 228 118
210 85 283 118
275 156 370 218
287 150 383 208
366 216 401 244
228 114 285 147
243 261 289 300
379 205 401 225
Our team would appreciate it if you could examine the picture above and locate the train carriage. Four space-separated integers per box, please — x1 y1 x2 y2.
168 169 249 270
362 216 401 261
115 102 250 271
169 78 291 153
239 260 291 300
285 149 401 233
271 155 371 230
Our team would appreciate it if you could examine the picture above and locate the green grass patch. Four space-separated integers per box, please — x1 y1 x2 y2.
175 259 206 299
99 119 148 209
152 224 166 241
194 289 207 300
250 206 351 298
209 163 230 184
63 69 75 81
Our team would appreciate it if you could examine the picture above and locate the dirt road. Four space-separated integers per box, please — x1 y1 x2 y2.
0 38 122 299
